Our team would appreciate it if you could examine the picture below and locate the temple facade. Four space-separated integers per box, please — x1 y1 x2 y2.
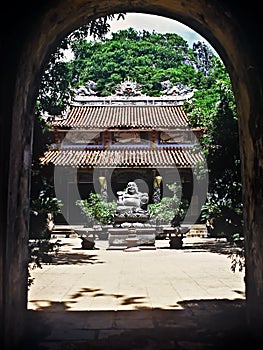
40 79 204 224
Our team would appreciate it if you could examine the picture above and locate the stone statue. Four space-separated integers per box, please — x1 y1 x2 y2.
117 182 148 209
114 182 151 226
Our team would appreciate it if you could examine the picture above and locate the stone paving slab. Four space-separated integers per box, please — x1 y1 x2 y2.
25 237 248 349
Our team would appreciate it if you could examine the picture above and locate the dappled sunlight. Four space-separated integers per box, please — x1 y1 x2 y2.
28 237 245 315
29 285 180 311
29 284 152 311
28 290 151 311
120 296 147 306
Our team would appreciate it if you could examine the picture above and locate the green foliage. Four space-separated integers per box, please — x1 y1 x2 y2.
76 193 117 226
38 27 217 111
68 28 199 97
229 248 245 273
198 79 243 253
28 239 61 288
201 192 243 241
29 190 62 287
227 234 245 273
30 190 63 239
29 162 63 287
37 14 125 115
148 183 188 226
31 191 63 216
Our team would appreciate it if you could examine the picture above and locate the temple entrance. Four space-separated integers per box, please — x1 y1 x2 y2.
1 1 263 349
27 10 245 344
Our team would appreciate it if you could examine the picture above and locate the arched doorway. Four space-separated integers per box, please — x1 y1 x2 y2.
1 1 262 348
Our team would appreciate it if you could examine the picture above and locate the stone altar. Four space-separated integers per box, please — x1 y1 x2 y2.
107 227 156 250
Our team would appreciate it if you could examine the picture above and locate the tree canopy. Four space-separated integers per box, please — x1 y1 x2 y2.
38 27 217 114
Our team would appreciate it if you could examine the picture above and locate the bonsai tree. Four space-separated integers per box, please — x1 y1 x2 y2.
148 183 188 227
76 192 117 227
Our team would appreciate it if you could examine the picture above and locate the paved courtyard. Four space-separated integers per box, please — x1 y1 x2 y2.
25 236 248 349
28 237 245 312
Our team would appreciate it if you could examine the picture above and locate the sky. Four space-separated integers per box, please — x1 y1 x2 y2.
107 13 217 54
64 13 217 60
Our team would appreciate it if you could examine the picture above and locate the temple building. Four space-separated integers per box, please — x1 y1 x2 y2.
40 79 205 224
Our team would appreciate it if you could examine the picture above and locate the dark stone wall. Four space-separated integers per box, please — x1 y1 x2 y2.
0 1 262 348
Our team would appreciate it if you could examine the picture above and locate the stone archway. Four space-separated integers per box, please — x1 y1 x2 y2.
1 1 263 348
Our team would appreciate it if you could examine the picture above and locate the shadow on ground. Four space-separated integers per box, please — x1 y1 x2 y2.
177 238 243 255
51 252 105 265
29 287 152 311
21 298 263 350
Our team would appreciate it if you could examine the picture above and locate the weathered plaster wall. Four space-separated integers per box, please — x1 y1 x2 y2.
0 1 262 348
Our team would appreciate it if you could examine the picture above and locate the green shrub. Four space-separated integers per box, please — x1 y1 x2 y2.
76 193 117 226
148 183 188 226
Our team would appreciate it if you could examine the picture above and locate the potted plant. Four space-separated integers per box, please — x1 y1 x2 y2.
76 193 116 226
169 214 183 249
148 183 188 247
30 190 63 239
76 193 117 242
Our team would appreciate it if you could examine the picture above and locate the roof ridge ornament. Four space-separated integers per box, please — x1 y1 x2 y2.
73 80 97 99
114 77 144 97
70 78 196 107
161 80 196 98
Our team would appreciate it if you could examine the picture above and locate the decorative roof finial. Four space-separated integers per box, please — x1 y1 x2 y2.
161 80 196 99
74 80 97 97
115 78 143 96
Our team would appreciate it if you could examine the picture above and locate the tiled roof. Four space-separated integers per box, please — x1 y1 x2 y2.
40 147 204 168
50 105 189 129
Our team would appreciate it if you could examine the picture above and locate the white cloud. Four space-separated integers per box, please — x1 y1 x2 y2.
108 13 216 53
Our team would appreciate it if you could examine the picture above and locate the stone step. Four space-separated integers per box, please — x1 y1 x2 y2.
51 226 76 237
186 225 207 238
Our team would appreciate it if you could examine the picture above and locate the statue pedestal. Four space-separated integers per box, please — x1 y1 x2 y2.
124 234 141 252
107 227 156 250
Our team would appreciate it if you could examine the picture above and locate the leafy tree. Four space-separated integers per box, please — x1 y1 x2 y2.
66 28 201 97
185 59 242 239
37 13 126 115
38 27 218 111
